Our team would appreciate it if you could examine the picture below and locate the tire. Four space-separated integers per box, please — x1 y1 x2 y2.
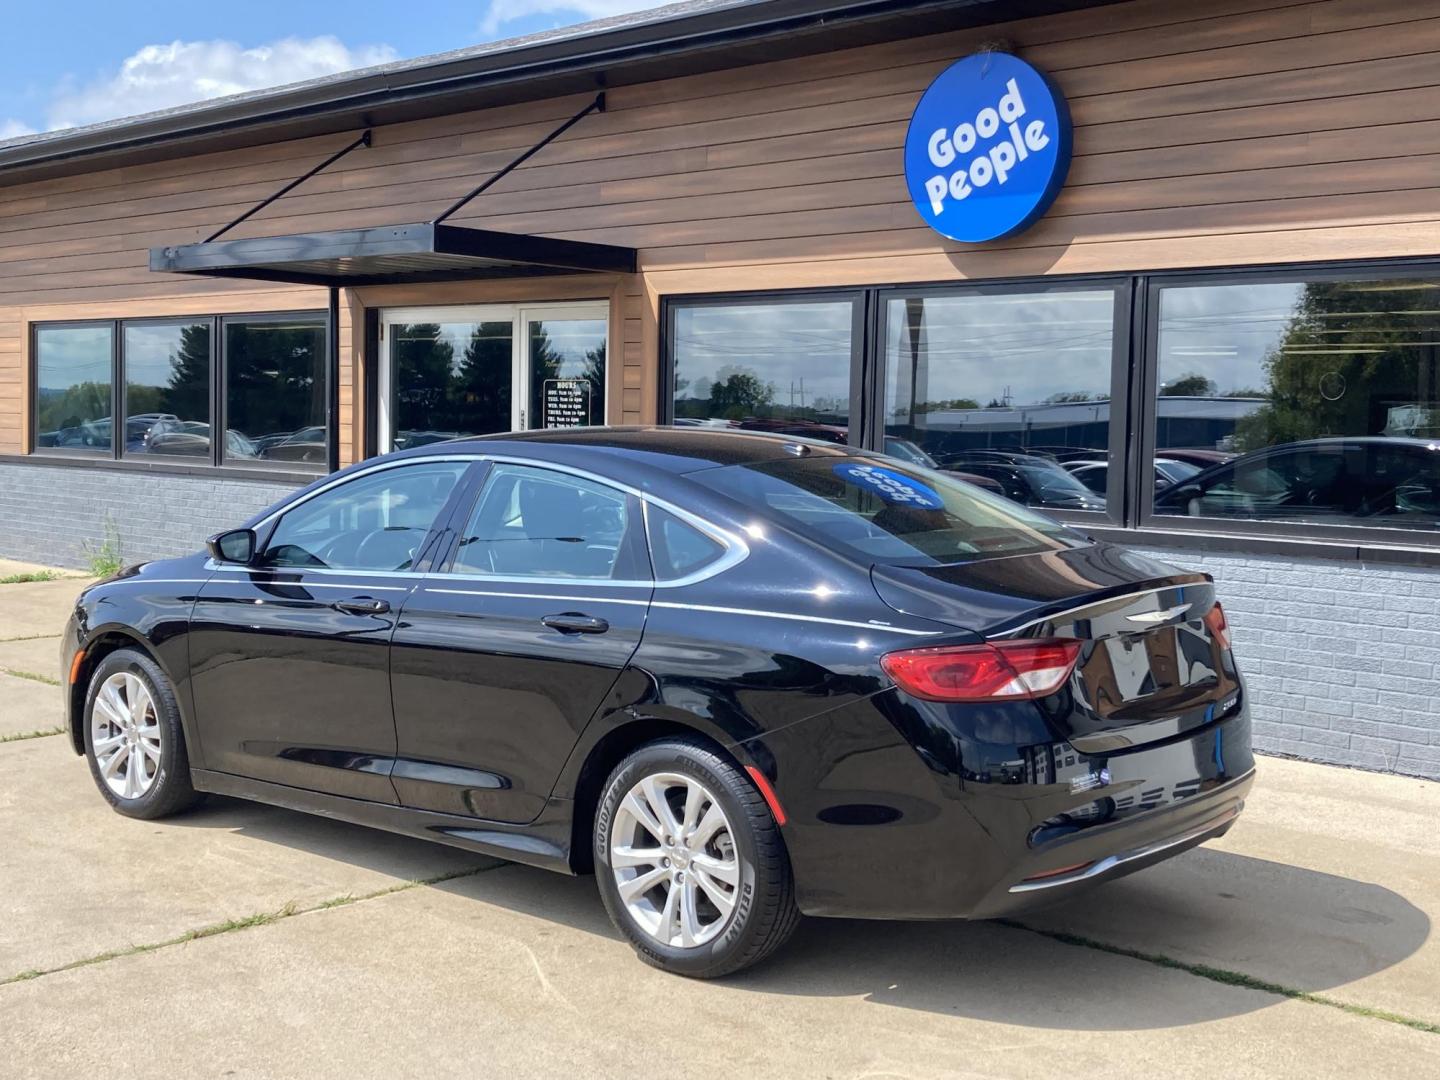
83 647 203 820
594 737 801 978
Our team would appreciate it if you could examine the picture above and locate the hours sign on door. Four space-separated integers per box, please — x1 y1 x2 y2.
543 378 591 428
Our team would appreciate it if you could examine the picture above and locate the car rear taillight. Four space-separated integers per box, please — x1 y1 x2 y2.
880 639 1083 703
1203 601 1231 650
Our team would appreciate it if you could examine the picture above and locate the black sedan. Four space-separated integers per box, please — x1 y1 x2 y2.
61 428 1253 977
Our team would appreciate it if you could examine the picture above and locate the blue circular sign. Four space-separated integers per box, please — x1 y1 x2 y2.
834 463 944 510
904 53 1072 243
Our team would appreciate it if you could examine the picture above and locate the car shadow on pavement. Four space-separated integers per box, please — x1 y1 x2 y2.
427 848 1428 1031
173 798 1429 1031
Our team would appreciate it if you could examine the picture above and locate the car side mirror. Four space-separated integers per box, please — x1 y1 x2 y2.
207 528 256 565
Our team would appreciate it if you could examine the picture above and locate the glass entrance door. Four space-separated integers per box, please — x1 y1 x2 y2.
521 307 608 431
380 303 607 452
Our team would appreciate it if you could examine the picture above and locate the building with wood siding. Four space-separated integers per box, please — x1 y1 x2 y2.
2 0 1440 779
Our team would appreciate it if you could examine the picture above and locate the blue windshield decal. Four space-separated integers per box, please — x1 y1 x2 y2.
835 463 944 510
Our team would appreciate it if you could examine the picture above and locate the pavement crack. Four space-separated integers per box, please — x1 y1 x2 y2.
1000 920 1440 1037
0 668 60 686
0 633 62 643
0 863 496 988
0 726 65 744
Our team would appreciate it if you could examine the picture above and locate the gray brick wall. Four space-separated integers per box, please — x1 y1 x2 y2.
0 462 300 569
1134 546 1440 782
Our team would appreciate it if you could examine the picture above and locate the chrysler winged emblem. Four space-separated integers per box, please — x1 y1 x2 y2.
1126 603 1192 626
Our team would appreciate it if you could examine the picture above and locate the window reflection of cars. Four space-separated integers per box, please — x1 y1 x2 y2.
1153 437 1440 525
942 451 1106 511
1065 457 1200 495
881 437 938 467
256 426 327 463
145 424 260 459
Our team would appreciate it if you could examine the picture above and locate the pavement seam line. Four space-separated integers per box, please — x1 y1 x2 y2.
0 633 62 643
0 668 60 686
1001 920 1440 1037
0 726 65 744
0 863 496 988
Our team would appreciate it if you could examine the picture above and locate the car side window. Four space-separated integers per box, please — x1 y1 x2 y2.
260 461 468 571
646 505 727 581
451 464 635 580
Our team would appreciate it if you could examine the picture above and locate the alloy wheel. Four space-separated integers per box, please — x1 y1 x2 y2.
91 672 162 800
610 772 741 949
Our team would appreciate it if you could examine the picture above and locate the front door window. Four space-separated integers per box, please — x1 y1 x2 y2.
381 303 607 452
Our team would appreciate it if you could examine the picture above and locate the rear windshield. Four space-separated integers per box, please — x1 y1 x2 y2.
693 455 1084 566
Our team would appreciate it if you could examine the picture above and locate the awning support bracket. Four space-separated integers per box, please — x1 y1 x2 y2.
204 129 373 243
432 92 605 225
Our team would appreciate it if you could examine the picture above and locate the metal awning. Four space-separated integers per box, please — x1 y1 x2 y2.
149 221 637 287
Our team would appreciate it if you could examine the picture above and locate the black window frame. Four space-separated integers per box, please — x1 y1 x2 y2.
25 308 330 482
661 288 869 448
1136 260 1440 550
118 315 215 464
219 311 331 474
29 319 118 460
871 277 1133 528
659 255 1440 563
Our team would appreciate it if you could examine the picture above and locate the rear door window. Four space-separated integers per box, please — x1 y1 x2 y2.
693 456 1082 565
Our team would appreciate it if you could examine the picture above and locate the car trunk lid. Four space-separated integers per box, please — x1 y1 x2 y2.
871 544 1241 752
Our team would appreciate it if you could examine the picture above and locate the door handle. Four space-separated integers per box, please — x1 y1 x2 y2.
541 612 609 635
333 598 391 615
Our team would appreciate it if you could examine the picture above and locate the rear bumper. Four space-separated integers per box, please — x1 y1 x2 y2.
781 698 1255 920
965 767 1252 918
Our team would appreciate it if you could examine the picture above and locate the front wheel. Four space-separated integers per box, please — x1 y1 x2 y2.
594 737 800 978
83 648 203 820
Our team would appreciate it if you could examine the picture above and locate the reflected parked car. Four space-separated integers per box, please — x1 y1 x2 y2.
1149 448 1233 469
256 426 327 464
942 452 1106 511
1065 457 1201 496
1154 437 1440 523
63 428 1251 978
146 424 260 460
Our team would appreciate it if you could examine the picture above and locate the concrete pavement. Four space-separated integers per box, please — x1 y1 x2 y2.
2 565 1438 1078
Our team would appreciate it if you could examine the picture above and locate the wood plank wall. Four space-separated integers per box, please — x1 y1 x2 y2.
4 0 1440 455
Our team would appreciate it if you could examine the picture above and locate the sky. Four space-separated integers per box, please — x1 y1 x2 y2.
0 0 665 141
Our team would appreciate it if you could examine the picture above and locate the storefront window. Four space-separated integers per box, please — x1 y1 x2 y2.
883 288 1117 512
224 317 328 469
33 324 114 453
1151 279 1440 530
670 298 856 444
528 317 606 429
122 321 211 458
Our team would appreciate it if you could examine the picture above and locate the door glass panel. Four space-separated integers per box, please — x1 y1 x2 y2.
391 321 512 451
882 289 1117 512
123 321 211 458
527 317 606 429
670 300 854 442
452 464 631 579
261 462 468 571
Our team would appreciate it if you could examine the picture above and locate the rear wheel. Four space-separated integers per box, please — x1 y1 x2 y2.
594 737 800 978
83 648 202 820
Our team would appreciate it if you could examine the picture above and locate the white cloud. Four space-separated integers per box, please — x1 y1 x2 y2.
42 36 398 131
0 119 36 142
479 0 664 38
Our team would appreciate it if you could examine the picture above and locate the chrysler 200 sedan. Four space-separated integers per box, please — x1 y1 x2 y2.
62 428 1253 977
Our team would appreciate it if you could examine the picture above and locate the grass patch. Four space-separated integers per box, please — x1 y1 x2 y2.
0 864 491 988
0 726 65 744
0 571 60 584
0 668 60 687
1002 920 1440 1037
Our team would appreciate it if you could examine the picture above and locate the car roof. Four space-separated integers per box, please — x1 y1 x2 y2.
403 425 858 474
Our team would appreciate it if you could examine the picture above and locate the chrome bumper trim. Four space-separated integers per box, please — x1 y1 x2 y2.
1008 801 1243 894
